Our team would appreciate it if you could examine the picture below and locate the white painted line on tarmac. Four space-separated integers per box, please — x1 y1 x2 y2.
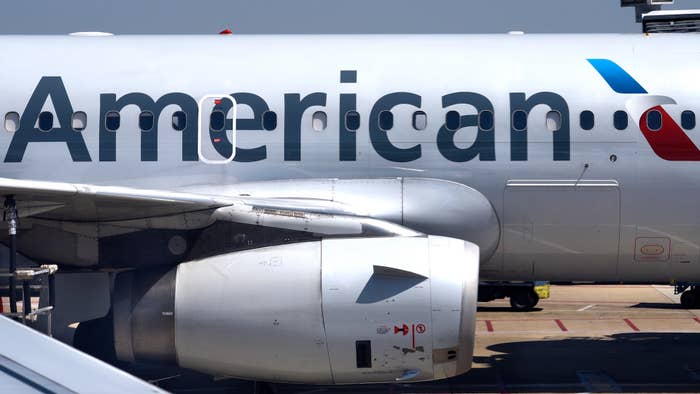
577 304 595 311
653 285 681 304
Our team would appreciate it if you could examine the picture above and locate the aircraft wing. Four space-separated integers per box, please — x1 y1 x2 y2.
0 315 164 393
0 177 419 237
0 177 235 221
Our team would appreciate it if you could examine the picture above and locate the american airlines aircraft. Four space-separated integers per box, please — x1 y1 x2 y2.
0 30 698 388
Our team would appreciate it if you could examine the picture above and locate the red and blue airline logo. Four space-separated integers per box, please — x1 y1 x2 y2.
589 58 700 161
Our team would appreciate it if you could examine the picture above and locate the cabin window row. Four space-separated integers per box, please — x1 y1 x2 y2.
5 109 698 133
2 110 279 133
4 111 88 133
577 109 696 131
374 110 495 132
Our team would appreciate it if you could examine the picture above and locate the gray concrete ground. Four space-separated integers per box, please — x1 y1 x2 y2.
153 285 700 393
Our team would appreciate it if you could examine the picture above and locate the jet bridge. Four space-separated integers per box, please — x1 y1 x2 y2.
621 0 700 32
642 10 700 33
621 0 673 22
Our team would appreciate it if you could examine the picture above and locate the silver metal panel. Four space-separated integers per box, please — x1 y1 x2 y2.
428 236 479 380
322 237 434 384
174 242 332 383
198 178 499 260
503 181 620 281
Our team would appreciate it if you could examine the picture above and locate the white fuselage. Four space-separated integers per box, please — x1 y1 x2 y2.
2 34 699 283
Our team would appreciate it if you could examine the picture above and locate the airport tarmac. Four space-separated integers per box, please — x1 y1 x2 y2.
154 284 700 393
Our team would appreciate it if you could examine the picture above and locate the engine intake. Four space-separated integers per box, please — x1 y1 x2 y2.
112 235 479 384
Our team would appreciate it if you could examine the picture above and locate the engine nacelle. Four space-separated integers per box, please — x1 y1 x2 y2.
112 236 479 384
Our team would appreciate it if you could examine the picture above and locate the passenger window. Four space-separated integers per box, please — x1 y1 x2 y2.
613 110 628 130
412 111 427 130
345 111 360 131
682 110 695 130
38 111 53 131
580 110 594 130
378 110 393 131
72 111 87 131
105 111 120 131
512 110 527 131
210 110 225 132
139 111 154 131
479 110 494 131
5 112 19 132
546 111 562 132
172 111 186 131
646 109 662 131
445 110 460 131
312 111 327 131
262 111 277 130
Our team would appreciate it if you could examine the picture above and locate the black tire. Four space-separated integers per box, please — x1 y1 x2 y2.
681 290 698 309
510 289 539 311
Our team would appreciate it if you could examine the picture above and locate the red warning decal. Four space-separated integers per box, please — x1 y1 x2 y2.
395 323 427 350
394 324 409 336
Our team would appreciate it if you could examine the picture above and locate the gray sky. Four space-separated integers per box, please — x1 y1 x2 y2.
0 0 698 34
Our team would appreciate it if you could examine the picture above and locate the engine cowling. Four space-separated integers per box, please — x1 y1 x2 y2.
112 235 479 384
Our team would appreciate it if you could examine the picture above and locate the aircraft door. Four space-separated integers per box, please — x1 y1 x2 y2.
503 180 621 281
198 95 237 163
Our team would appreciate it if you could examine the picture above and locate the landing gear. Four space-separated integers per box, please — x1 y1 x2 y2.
675 283 700 309
478 281 547 311
680 288 700 309
509 289 540 311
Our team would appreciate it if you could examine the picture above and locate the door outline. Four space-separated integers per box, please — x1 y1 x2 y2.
502 179 621 280
198 94 237 164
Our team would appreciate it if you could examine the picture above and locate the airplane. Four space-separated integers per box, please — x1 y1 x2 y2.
1 4 700 390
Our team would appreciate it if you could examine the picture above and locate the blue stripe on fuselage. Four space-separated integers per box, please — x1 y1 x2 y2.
587 59 647 94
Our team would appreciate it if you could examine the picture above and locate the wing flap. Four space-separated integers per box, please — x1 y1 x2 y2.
0 178 234 221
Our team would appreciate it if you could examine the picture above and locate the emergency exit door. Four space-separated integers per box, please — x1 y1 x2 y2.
198 95 237 164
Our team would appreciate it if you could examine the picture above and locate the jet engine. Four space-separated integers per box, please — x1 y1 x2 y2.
112 235 479 384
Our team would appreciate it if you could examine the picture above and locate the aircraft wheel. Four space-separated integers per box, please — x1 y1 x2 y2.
681 290 699 309
510 289 539 311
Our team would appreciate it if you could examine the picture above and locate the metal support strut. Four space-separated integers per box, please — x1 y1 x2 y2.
3 196 17 314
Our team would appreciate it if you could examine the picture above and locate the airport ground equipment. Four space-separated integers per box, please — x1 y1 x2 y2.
0 264 58 331
478 281 550 311
1 196 58 333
